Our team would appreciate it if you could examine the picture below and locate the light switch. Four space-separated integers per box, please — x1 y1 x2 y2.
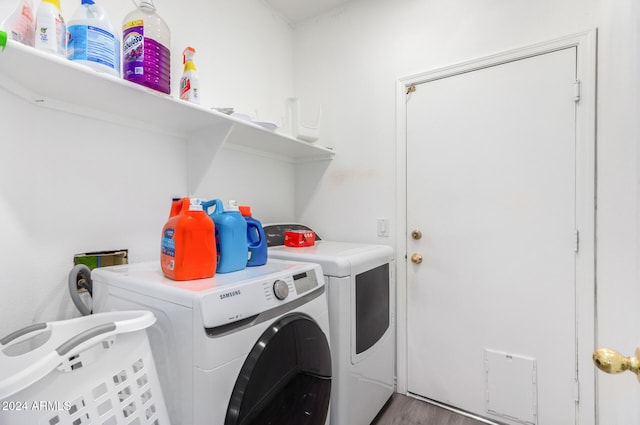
377 218 390 237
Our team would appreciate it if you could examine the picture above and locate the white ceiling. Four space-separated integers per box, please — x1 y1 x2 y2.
263 0 355 24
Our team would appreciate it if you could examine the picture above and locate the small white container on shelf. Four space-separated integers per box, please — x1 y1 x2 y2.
286 97 321 143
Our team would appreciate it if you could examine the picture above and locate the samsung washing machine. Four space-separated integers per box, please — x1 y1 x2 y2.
92 259 331 425
265 226 395 425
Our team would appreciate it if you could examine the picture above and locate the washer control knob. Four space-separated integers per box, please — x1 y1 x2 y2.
273 280 289 300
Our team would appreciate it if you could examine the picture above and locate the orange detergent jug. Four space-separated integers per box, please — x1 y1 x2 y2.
161 198 216 280
169 197 184 217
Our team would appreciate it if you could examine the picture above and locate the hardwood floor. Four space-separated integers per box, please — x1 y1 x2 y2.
371 394 499 425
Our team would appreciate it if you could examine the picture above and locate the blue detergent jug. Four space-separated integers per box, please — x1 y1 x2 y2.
239 205 267 267
202 199 247 274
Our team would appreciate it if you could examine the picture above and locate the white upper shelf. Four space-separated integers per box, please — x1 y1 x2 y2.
0 39 335 162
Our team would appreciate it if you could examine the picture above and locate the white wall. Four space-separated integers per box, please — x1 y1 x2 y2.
0 0 296 336
292 0 640 422
197 146 297 221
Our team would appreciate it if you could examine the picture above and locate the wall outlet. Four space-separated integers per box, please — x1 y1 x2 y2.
377 218 390 237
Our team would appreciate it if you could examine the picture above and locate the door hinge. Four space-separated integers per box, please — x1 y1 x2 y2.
407 85 416 96
574 230 580 253
574 379 580 402
573 80 581 102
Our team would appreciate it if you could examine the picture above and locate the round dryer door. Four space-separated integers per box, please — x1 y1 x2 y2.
225 313 332 425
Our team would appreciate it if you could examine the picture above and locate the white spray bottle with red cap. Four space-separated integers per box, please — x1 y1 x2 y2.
180 46 200 104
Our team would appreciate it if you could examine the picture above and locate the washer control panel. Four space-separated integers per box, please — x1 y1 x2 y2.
292 270 319 295
199 261 324 328
273 279 289 300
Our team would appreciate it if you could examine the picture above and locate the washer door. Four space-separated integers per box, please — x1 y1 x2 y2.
225 313 332 425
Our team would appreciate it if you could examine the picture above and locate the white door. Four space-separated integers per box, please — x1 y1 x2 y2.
406 47 582 424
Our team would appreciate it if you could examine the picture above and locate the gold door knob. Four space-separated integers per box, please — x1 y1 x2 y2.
411 230 422 240
593 347 640 382
411 253 423 264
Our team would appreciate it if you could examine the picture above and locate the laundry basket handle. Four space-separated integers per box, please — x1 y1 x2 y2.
56 323 117 356
0 311 156 401
0 323 47 346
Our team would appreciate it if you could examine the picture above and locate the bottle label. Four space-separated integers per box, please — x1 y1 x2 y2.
180 76 191 99
68 25 117 70
36 11 65 56
122 20 144 79
55 13 65 55
8 4 35 46
180 75 199 103
161 228 176 257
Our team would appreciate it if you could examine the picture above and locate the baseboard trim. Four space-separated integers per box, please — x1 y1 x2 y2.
407 393 505 425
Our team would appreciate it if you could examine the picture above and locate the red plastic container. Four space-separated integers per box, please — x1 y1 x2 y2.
161 198 216 280
284 230 316 247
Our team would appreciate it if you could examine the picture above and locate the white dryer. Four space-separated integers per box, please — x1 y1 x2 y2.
92 259 331 425
267 233 395 425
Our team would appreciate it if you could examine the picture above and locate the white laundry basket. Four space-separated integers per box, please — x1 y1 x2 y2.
0 310 170 425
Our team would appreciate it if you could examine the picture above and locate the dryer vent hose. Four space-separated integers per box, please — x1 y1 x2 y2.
68 264 93 316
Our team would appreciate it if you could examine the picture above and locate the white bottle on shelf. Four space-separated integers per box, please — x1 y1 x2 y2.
179 46 200 104
286 97 321 143
35 0 66 57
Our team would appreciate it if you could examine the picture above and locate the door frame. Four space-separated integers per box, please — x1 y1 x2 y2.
394 30 597 423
